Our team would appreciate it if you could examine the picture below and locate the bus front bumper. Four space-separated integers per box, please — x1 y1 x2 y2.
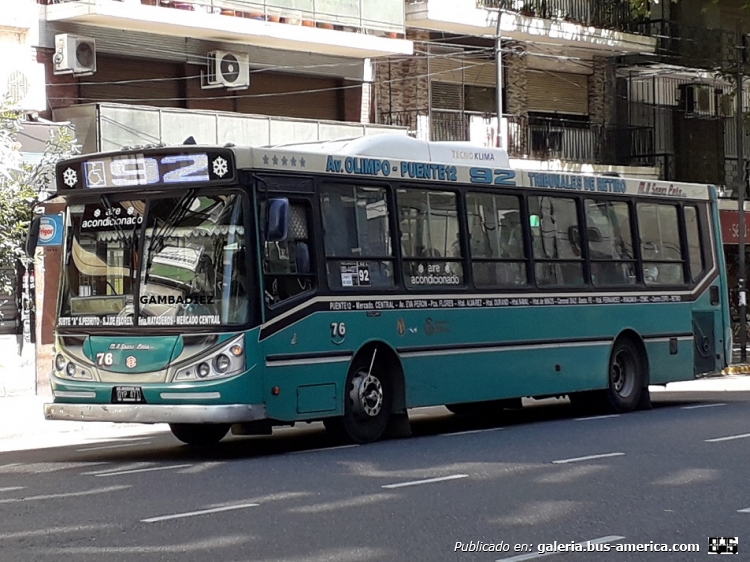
43 403 267 425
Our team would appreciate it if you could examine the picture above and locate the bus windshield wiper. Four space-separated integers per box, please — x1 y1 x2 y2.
143 188 197 284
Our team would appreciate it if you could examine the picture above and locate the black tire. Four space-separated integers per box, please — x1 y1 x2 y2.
324 357 392 444
605 338 646 413
169 423 230 445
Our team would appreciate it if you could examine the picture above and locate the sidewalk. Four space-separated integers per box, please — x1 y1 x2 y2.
0 337 167 452
0 394 167 452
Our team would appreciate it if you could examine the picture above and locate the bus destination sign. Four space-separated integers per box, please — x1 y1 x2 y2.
56 149 235 191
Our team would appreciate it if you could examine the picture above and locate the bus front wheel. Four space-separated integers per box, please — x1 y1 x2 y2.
169 423 230 445
324 359 392 444
605 338 646 413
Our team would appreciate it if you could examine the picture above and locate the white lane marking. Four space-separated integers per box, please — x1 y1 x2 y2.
82 463 150 475
738 507 750 513
552 452 625 464
574 414 620 421
495 535 625 562
142 503 260 523
288 444 359 455
77 442 151 452
681 403 727 410
0 524 110 540
0 487 24 493
95 464 192 477
381 474 469 489
83 436 152 442
442 427 503 436
0 486 130 504
705 433 750 443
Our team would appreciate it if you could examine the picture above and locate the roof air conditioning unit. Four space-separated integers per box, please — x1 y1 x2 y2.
53 34 96 76
201 51 250 91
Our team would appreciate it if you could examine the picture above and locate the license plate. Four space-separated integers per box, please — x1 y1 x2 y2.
112 386 145 404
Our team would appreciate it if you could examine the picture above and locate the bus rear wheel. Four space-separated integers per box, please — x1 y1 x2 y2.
169 423 230 445
605 338 646 413
324 359 391 444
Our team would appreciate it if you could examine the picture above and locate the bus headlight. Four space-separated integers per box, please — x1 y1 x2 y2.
173 335 245 382
54 351 94 380
214 354 231 374
197 362 211 378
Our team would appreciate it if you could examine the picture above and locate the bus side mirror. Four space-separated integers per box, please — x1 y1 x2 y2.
25 216 42 258
266 198 289 242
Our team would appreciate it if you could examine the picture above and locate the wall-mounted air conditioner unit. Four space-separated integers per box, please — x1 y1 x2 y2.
678 84 715 117
201 51 250 91
53 34 96 76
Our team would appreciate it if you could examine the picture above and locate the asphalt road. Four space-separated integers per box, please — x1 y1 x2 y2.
0 392 748 562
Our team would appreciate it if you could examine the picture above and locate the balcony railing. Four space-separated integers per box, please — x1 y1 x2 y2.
378 110 659 168
379 110 469 141
477 0 644 32
507 115 604 163
47 0 405 34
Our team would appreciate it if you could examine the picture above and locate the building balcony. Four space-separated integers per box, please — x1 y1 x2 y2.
379 109 659 175
406 0 655 56
45 0 412 58
480 0 642 32
54 102 407 153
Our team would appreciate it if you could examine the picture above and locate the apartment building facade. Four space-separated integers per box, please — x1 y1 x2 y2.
34 0 413 150
375 0 661 177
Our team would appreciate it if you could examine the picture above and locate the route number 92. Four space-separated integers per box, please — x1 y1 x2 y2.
469 167 516 186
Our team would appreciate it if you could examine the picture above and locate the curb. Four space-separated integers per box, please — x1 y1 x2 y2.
721 364 750 375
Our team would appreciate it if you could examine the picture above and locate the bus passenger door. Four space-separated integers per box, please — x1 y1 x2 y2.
689 202 727 375
262 199 316 311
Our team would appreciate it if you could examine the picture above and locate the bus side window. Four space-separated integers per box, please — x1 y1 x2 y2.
684 205 704 282
637 202 685 286
529 196 584 286
263 203 314 305
585 199 637 286
397 188 464 289
320 184 395 289
465 192 527 287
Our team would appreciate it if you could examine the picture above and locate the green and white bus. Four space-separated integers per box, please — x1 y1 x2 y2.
34 135 730 445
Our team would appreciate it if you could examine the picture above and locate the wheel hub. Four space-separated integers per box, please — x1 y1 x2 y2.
610 351 633 396
349 371 383 418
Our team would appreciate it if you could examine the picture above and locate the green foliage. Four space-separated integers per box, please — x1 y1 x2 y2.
0 97 79 292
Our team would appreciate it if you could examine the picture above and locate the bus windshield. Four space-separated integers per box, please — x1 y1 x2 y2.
58 192 248 329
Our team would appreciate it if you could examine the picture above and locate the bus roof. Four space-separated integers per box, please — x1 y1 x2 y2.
54 134 714 201
267 134 511 167
234 134 713 201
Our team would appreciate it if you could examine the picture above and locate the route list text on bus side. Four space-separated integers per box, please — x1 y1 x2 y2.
325 156 458 181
